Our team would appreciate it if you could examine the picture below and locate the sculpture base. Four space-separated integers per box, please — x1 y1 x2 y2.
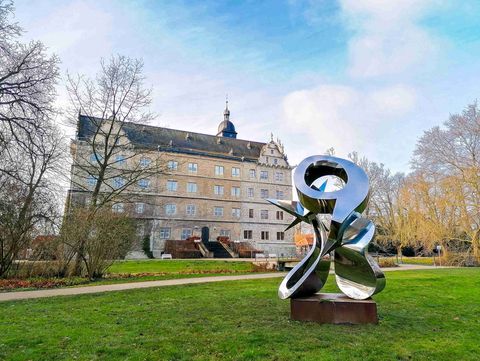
290 293 378 324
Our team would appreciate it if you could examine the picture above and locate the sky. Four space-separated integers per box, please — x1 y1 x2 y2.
13 0 480 173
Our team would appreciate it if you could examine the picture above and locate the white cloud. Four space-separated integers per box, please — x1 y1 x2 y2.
369 84 417 115
340 0 438 78
281 83 417 161
279 0 438 170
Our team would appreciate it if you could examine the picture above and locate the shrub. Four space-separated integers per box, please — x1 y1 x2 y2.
378 257 397 268
61 208 136 279
142 235 154 259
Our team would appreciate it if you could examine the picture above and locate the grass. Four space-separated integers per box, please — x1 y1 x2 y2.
1 268 479 360
382 256 436 266
107 259 257 274
1 260 265 292
399 256 436 266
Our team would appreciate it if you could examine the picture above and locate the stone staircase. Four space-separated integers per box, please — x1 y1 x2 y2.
203 241 232 258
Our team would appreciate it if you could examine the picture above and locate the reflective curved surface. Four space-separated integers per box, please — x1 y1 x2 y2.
278 216 330 299
270 155 385 300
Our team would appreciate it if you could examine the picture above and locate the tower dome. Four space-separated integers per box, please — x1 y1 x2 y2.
216 100 237 138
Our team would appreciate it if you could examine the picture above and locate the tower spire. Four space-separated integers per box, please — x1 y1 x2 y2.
217 96 237 138
224 94 230 121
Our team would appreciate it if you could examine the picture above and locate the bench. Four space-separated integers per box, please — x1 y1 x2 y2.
161 253 173 259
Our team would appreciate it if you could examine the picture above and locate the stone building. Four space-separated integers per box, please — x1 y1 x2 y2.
68 102 295 257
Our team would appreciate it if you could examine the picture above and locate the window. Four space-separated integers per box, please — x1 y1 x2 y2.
231 186 240 197
181 229 192 240
260 189 269 199
231 167 240 177
165 204 176 215
214 185 224 195
249 169 256 179
87 175 97 188
247 188 254 198
274 159 278 165
138 178 150 189
277 232 285 241
275 172 284 182
90 153 103 163
113 177 125 189
260 210 269 220
261 231 269 240
232 208 241 218
214 207 224 217
135 203 145 214
215 165 224 176
167 180 177 191
276 190 284 199
248 209 254 218
115 155 126 166
188 162 198 173
112 203 124 213
271 149 274 154
276 211 284 220
139 157 151 167
186 204 196 216
159 227 171 239
260 171 268 180
187 182 197 193
244 230 253 240
167 160 178 170
220 229 231 237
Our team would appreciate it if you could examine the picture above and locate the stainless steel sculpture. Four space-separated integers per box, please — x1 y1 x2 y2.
269 155 385 300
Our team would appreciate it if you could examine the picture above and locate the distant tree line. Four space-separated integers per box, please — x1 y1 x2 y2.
346 103 479 265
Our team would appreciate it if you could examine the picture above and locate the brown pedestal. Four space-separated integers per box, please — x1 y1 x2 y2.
290 293 378 324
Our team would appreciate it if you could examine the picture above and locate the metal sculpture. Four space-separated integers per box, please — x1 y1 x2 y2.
269 155 385 300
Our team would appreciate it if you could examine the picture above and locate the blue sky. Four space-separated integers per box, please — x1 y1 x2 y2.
14 0 480 172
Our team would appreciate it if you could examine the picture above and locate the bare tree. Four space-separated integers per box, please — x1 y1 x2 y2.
61 208 135 279
412 101 480 259
348 152 406 253
0 0 59 146
66 55 166 208
0 120 64 277
65 55 167 275
0 0 63 278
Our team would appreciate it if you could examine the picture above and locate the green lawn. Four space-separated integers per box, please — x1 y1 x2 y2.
380 256 443 266
399 256 436 266
107 259 257 275
1 268 479 360
1 260 263 291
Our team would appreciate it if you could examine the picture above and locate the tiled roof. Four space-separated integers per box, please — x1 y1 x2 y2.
77 114 265 162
